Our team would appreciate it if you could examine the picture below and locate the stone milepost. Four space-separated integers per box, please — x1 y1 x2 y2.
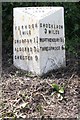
13 7 66 75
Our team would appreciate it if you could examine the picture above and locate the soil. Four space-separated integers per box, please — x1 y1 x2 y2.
0 53 80 119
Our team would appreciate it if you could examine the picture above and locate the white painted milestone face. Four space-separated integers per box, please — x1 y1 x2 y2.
13 7 65 75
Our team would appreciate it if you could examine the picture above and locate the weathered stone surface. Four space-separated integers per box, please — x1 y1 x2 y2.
13 7 65 75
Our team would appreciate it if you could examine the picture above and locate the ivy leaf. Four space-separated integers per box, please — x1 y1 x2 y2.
57 93 63 101
59 87 64 94
52 83 59 92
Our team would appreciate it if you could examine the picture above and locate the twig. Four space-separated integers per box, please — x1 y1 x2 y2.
69 74 75 81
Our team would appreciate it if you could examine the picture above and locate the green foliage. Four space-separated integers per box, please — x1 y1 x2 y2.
51 83 64 101
52 83 59 92
59 87 64 94
52 83 64 94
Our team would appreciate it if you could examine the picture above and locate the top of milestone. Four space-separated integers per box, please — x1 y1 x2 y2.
13 7 64 19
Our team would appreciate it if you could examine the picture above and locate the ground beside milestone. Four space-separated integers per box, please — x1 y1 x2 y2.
0 55 80 119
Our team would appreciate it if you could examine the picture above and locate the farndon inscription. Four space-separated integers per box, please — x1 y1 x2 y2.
13 7 65 75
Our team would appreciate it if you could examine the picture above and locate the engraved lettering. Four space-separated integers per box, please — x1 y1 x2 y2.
35 55 38 61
